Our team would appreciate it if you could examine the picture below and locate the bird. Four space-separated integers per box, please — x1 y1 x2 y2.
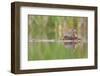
63 29 81 48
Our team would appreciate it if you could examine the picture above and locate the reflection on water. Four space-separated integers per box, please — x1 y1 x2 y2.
63 40 81 48
29 29 82 49
29 39 81 49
